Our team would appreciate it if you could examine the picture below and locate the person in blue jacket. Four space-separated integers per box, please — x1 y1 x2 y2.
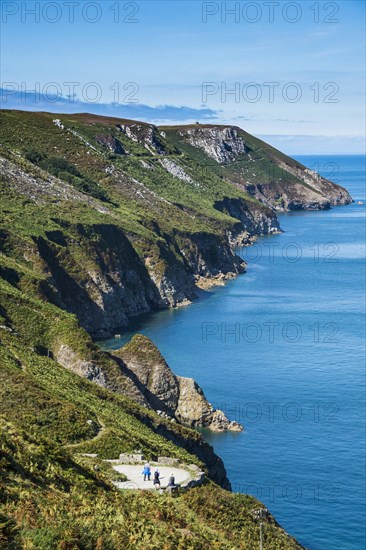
142 462 151 481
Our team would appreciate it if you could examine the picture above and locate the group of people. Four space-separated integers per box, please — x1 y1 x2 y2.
142 462 176 490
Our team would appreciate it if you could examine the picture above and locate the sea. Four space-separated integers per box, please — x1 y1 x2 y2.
101 155 366 550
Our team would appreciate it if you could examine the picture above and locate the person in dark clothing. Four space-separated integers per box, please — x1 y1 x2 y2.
168 474 175 487
153 468 160 489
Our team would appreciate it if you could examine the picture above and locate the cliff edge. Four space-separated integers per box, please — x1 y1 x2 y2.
115 334 243 432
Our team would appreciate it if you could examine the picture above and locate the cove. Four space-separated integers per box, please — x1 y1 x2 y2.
101 155 366 550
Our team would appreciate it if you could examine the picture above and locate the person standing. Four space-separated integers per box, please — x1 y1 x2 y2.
153 468 160 489
142 462 151 481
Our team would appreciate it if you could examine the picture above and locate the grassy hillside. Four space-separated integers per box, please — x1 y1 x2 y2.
1 418 303 549
161 124 299 186
0 110 264 233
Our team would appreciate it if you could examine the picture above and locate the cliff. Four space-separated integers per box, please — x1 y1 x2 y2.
0 110 350 339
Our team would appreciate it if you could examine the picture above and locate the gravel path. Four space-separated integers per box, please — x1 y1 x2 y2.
113 464 192 490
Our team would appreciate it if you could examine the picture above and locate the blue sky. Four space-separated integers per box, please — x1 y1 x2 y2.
1 0 365 154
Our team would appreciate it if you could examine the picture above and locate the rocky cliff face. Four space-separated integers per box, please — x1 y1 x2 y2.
169 124 353 211
273 160 352 209
56 344 109 387
54 342 149 406
214 197 281 243
34 227 164 338
244 174 351 211
179 126 248 163
52 332 243 433
115 335 243 432
35 221 254 338
116 123 172 155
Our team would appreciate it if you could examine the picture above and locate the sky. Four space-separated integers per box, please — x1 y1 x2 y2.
1 0 365 154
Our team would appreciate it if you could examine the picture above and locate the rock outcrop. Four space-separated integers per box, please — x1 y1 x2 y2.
243 177 351 211
52 334 243 432
115 334 244 432
179 126 248 164
214 197 281 243
176 376 243 431
116 123 168 155
55 344 109 387
53 343 150 406
158 158 194 182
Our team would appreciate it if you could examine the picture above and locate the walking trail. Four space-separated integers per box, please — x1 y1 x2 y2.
113 464 193 490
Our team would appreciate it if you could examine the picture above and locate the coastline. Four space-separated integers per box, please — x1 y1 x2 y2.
98 181 361 549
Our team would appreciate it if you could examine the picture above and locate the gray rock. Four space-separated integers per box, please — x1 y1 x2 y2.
55 344 108 388
119 453 144 463
181 126 248 164
117 335 243 432
157 457 181 465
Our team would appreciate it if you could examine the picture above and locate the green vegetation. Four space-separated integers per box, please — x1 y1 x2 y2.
24 150 111 203
0 267 302 548
0 110 270 236
0 110 308 548
120 333 168 365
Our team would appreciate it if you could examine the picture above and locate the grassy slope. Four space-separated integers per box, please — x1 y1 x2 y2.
0 110 264 235
161 125 310 190
1 418 303 549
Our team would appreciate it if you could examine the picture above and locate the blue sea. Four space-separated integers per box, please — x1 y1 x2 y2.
102 155 366 550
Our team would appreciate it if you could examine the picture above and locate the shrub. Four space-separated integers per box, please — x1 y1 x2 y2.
24 149 46 164
35 156 111 203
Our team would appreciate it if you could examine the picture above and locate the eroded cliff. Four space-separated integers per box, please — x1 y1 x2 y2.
115 334 243 432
